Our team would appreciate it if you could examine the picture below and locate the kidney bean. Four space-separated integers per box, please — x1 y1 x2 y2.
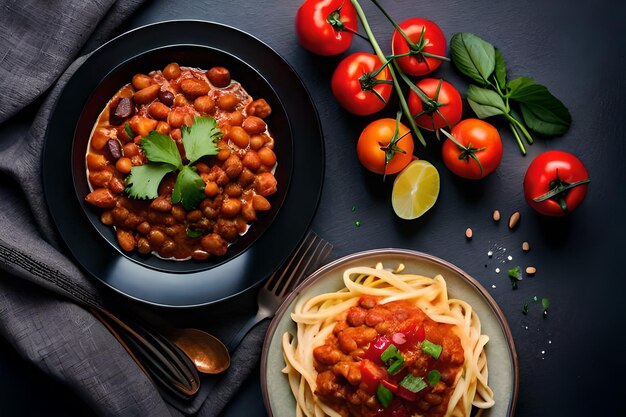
133 84 161 105
85 188 117 208
158 90 175 106
116 229 136 252
207 66 231 87
110 97 135 125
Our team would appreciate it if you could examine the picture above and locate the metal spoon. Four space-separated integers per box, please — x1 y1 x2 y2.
165 327 231 374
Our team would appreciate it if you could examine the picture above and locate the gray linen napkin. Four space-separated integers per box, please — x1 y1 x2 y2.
0 1 269 416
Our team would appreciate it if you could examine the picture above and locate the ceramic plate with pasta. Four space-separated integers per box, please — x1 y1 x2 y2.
261 249 518 417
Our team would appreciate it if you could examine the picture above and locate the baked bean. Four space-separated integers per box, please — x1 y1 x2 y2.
115 157 132 174
238 168 255 187
227 111 243 126
220 198 242 217
347 308 367 327
137 221 151 234
207 66 231 87
117 229 136 252
87 153 108 171
257 147 277 167
165 224 185 237
123 142 140 158
186 210 203 222
155 121 170 135
242 116 266 134
100 210 114 226
133 84 161 105
214 219 238 241
255 172 277 196
108 177 125 194
191 249 210 260
148 229 166 248
170 128 182 141
249 134 265 150
85 188 116 208
247 98 271 118
227 126 250 148
89 170 113 187
131 155 144 166
171 205 186 221
224 182 242 197
217 147 231 161
242 150 261 170
150 196 172 212
132 74 153 90
241 200 256 221
204 181 219 197
112 205 129 224
223 155 243 178
162 62 181 80
200 233 227 256
217 93 239 111
194 162 210 174
183 114 194 127
252 194 271 211
159 240 176 258
168 109 186 129
173 94 190 107
137 237 152 254
180 78 210 98
193 95 215 114
148 101 170 120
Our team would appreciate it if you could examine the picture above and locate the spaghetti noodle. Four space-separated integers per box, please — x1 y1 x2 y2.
282 263 495 417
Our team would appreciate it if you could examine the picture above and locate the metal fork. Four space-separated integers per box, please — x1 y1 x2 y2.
225 230 333 351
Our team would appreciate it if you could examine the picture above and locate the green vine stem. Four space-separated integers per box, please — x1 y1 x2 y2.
350 0 426 147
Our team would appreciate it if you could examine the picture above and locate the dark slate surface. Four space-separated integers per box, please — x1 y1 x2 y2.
2 0 625 416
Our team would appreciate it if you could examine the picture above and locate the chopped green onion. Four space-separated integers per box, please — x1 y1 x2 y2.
124 121 136 139
376 383 394 408
387 357 404 375
399 374 427 393
186 226 204 238
426 369 441 386
381 344 405 374
421 340 442 359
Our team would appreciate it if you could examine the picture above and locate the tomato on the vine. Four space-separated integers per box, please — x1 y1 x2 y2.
391 18 447 77
407 78 462 131
295 0 358 56
331 52 393 116
357 117 414 175
441 119 502 179
523 150 590 216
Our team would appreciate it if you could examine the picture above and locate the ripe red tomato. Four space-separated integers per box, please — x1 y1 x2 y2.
295 0 357 56
357 118 414 175
331 52 393 116
391 18 447 77
523 150 590 216
407 78 462 131
442 119 502 179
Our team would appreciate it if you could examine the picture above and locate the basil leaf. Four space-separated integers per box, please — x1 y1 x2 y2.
509 82 571 136
507 76 536 96
494 48 507 88
171 165 206 210
466 85 507 118
125 163 176 200
140 131 182 168
450 32 496 85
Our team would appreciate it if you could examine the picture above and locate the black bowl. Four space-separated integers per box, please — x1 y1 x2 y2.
73 44 293 273
43 21 324 307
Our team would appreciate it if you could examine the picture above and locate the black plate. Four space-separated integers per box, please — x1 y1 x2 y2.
43 20 324 307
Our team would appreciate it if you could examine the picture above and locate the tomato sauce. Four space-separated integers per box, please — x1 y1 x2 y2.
313 296 464 417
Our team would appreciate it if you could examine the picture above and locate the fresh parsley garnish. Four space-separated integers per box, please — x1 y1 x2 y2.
125 116 222 210
508 266 522 289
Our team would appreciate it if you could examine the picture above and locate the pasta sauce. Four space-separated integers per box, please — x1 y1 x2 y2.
313 296 465 417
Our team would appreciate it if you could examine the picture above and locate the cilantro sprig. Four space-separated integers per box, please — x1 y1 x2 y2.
125 116 222 210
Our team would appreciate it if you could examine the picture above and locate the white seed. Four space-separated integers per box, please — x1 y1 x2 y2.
508 211 521 229
526 266 537 275
465 227 473 239
522 241 530 252
492 210 501 222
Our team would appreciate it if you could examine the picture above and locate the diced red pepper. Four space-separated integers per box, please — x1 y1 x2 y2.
380 379 398 393
399 322 426 348
364 335 392 363
359 359 386 395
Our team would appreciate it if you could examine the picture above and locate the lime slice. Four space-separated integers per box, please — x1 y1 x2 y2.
392 160 440 219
